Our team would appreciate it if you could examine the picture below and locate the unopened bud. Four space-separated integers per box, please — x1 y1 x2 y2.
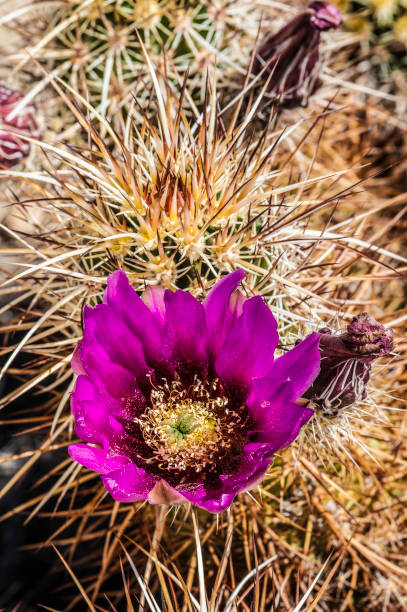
0 85 38 167
304 314 394 416
252 2 342 106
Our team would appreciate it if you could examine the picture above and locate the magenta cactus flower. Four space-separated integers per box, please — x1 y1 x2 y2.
0 85 38 167
69 270 320 513
253 2 342 106
304 314 394 416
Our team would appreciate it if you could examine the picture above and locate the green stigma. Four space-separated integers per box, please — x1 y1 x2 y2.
164 411 200 445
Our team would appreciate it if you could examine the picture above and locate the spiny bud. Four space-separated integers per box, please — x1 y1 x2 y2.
0 85 38 167
252 2 342 106
304 313 394 416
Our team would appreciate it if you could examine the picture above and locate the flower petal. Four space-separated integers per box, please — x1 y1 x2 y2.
71 344 86 376
104 270 164 365
247 377 291 431
142 285 166 322
215 296 279 389
76 340 144 406
163 289 208 377
101 463 157 503
177 484 236 513
193 494 236 513
68 443 129 474
247 377 313 447
204 269 246 360
83 304 153 386
269 332 320 398
239 458 273 493
71 375 125 445
219 442 275 495
265 403 312 448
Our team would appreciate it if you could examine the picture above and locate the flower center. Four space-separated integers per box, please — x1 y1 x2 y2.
137 379 246 473
164 407 218 446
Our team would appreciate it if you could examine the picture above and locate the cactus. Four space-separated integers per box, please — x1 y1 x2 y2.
0 4 406 611
2 0 354 136
334 0 407 76
4 0 254 123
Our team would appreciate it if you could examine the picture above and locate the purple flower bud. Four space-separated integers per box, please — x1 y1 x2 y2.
308 2 343 30
304 314 394 416
253 2 342 106
0 85 38 167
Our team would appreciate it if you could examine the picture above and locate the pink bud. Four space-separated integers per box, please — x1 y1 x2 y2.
308 2 342 30
0 85 38 167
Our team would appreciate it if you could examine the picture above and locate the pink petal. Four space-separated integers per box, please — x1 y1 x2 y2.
104 270 164 365
83 304 153 385
101 463 157 503
247 377 313 448
270 332 320 398
215 296 279 389
68 443 129 474
142 285 166 321
204 269 246 360
163 289 208 377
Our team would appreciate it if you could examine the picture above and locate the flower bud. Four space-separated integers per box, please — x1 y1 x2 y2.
304 313 394 416
252 2 342 106
0 85 38 167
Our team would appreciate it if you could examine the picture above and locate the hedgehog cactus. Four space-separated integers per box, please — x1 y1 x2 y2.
2 0 354 137
336 0 407 76
1 69 397 458
6 0 252 123
0 4 406 611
